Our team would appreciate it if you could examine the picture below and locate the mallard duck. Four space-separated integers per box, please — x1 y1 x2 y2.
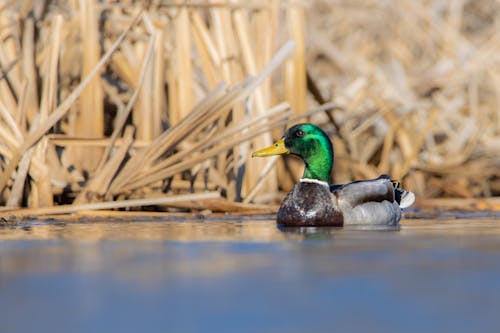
252 123 415 227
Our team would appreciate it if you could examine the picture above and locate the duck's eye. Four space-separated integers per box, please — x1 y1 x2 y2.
296 130 305 138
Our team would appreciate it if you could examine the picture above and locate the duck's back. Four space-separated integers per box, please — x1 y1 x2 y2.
277 179 343 226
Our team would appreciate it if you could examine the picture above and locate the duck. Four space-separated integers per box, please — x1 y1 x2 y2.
252 123 415 227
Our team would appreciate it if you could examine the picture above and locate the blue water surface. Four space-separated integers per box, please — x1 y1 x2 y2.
1 220 499 333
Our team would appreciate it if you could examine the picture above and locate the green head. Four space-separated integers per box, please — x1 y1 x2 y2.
252 123 334 183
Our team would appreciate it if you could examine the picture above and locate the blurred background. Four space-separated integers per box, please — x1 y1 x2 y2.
0 0 499 212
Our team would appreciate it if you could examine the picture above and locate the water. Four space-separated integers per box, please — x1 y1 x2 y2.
1 217 499 333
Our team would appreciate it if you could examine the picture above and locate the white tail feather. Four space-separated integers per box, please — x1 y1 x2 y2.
399 190 415 209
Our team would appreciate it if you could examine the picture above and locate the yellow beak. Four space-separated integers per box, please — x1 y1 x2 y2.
252 137 290 157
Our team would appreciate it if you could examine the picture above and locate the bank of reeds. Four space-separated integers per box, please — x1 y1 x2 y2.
305 0 500 201
0 1 499 216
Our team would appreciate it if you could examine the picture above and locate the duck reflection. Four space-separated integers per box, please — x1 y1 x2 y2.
278 223 399 238
278 225 338 240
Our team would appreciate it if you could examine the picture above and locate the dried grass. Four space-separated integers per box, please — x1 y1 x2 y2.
306 0 500 200
0 0 499 216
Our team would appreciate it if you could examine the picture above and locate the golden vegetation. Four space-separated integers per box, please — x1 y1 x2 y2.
0 1 499 216
306 0 500 199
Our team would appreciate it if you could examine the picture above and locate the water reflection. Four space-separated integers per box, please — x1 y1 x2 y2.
279 224 400 237
0 220 292 242
1 218 499 277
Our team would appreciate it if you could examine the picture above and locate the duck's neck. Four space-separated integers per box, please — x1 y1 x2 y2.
302 147 333 183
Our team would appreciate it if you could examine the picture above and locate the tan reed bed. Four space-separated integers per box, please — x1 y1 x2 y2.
0 1 499 218
305 0 500 202
0 0 311 216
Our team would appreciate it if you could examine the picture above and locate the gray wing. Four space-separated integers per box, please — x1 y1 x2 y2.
331 174 395 207
330 174 414 226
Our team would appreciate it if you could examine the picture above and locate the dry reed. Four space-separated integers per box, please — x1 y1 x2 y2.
0 0 499 217
305 0 500 201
